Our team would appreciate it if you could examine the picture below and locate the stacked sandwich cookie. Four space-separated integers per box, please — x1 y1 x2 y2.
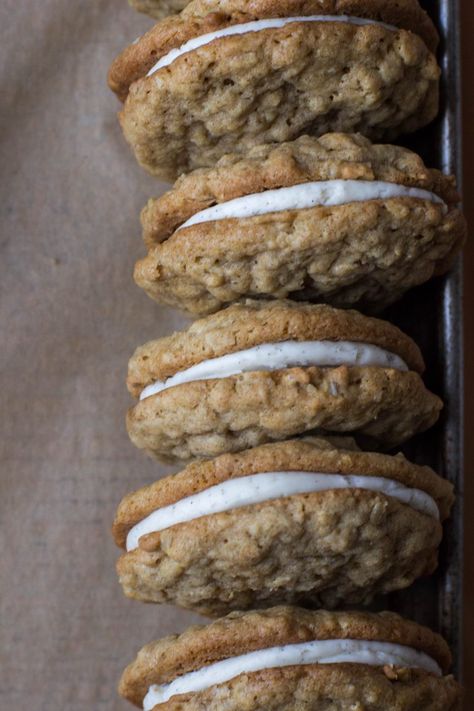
119 608 461 710
110 0 441 179
135 133 466 316
126 300 442 461
113 437 454 615
110 0 464 707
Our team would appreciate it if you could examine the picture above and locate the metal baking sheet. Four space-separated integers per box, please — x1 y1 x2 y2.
378 0 464 680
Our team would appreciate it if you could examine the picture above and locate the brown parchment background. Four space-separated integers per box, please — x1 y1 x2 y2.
0 1 472 709
0 2 203 709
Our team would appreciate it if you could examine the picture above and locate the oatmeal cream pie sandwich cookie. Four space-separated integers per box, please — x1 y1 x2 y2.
109 0 440 180
136 133 466 316
113 437 453 616
126 300 442 461
119 607 461 710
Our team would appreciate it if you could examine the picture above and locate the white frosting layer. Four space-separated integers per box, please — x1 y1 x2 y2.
127 470 438 550
147 16 397 74
143 639 442 708
178 180 446 230
139 340 408 400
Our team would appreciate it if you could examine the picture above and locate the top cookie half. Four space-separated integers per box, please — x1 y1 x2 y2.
109 0 440 180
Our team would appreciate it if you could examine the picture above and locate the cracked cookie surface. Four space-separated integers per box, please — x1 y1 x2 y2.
135 134 465 316
127 300 425 393
120 22 439 179
119 607 460 710
114 438 453 615
126 365 442 460
109 1 440 179
110 0 439 101
126 301 441 461
140 134 458 246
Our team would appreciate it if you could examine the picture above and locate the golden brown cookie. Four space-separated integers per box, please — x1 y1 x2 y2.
108 0 440 179
134 133 466 316
119 606 461 710
113 437 453 616
126 300 442 461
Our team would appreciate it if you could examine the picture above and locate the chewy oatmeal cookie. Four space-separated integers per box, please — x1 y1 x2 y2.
135 133 466 316
113 437 453 616
109 0 440 179
126 300 442 461
119 606 461 710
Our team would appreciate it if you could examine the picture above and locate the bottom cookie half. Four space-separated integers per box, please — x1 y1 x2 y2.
118 489 441 616
150 664 461 711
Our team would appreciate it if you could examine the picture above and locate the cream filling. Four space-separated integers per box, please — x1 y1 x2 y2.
139 340 408 400
147 16 397 74
178 180 446 230
142 639 442 708
127 471 438 550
